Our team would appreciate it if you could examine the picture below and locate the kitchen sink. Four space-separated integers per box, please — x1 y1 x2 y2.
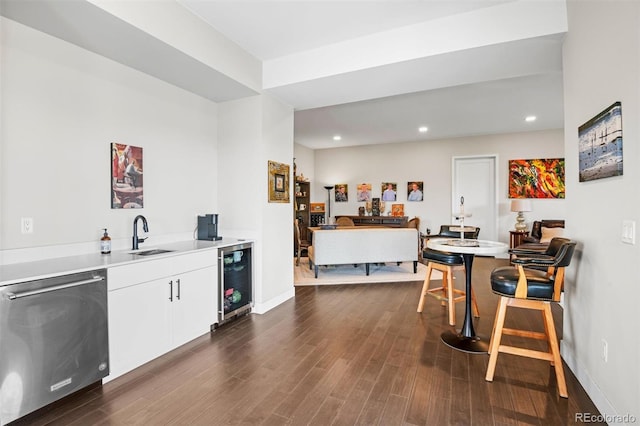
129 249 174 256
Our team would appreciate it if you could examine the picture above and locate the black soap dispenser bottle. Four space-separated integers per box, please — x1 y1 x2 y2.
101 228 111 254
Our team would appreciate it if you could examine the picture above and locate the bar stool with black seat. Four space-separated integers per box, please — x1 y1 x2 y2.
485 239 577 398
417 226 480 326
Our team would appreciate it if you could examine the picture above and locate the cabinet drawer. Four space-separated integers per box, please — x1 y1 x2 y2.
108 251 216 292
108 258 173 291
169 250 216 273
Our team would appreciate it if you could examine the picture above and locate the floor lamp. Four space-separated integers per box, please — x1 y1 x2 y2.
324 185 333 224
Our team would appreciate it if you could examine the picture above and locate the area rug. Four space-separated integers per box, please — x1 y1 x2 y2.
294 258 441 286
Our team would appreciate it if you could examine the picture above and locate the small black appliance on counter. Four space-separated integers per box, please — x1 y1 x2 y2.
197 214 222 241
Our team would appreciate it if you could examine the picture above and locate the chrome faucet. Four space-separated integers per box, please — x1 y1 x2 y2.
132 215 148 250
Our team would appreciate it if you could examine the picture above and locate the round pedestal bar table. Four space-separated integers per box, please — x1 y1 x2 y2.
426 238 508 354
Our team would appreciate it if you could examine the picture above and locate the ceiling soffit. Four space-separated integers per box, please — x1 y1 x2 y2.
0 0 258 103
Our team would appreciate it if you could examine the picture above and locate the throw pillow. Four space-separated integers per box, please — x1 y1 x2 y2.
540 226 565 243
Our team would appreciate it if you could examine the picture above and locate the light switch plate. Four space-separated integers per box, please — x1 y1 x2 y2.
622 220 636 245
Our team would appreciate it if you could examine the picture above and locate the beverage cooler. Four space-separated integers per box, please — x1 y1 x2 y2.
217 242 253 326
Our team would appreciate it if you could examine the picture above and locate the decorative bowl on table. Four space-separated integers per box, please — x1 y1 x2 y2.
445 239 480 247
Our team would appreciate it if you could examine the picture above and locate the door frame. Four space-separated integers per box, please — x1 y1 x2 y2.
451 154 499 242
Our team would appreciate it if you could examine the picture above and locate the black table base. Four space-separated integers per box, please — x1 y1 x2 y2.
441 330 489 354
440 252 489 354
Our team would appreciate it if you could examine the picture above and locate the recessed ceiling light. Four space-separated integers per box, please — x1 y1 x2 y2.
418 126 428 133
525 116 537 122
333 135 342 141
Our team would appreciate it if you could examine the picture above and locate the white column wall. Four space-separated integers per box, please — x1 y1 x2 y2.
218 94 294 313
562 1 640 419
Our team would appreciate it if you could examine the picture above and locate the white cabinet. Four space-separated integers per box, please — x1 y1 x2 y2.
106 250 216 381
107 277 171 379
170 266 216 348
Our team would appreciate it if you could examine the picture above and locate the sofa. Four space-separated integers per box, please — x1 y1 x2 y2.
308 227 419 278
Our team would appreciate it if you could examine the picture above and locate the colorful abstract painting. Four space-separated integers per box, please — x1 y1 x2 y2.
509 158 565 199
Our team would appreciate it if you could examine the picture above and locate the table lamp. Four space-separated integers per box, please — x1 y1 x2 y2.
510 199 532 231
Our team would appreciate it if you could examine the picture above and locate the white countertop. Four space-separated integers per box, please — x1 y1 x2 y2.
426 238 508 256
0 238 250 286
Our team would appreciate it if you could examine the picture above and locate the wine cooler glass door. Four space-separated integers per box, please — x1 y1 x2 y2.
219 243 252 323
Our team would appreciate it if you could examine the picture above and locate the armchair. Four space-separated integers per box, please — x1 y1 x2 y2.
523 219 565 243
516 220 565 252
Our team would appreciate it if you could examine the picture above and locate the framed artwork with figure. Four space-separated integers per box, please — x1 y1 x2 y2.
381 182 397 201
111 143 144 209
357 183 372 201
407 181 423 201
274 174 285 192
268 160 290 203
334 184 348 202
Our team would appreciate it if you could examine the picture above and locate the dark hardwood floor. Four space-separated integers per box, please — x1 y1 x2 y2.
13 257 604 425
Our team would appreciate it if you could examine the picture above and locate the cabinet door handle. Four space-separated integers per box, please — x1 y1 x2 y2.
169 280 173 302
176 279 181 300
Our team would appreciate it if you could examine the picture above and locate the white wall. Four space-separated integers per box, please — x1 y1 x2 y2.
308 129 565 244
217 97 262 235
562 1 639 420
0 17 218 256
293 142 314 182
1 14 296 315
218 94 295 313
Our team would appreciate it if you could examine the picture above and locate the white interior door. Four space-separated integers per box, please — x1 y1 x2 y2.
452 156 498 241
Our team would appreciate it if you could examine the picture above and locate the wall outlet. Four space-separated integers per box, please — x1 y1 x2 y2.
622 220 636 245
601 339 608 363
21 217 34 234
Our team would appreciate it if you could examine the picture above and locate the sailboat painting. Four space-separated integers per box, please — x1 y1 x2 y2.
578 102 623 182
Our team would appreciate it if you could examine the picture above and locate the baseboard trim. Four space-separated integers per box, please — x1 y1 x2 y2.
252 288 295 314
562 342 618 420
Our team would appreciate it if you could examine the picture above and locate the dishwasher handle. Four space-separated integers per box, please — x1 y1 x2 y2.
5 276 105 300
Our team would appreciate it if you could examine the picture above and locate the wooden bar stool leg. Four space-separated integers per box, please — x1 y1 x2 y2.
543 302 568 398
440 266 448 306
471 287 480 318
541 309 553 366
417 263 434 313
487 296 503 355
446 266 455 326
486 296 508 382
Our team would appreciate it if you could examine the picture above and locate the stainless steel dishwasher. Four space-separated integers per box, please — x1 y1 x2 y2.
0 269 109 425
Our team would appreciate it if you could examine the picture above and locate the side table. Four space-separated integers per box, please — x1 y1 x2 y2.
509 230 529 249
